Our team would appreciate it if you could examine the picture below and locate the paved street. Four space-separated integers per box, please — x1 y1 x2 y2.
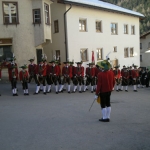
0 83 150 150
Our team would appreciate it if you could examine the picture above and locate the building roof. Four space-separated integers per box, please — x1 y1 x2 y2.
140 31 150 39
63 0 144 18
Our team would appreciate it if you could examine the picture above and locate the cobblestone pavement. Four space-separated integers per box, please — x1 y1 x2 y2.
0 83 150 150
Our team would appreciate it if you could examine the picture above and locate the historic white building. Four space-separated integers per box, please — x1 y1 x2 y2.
140 31 150 69
0 0 144 69
0 0 53 65
48 0 144 68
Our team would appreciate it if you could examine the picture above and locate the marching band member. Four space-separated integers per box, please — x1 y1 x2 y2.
49 61 59 94
131 64 139 92
59 61 72 93
19 65 29 95
95 59 115 122
73 62 84 93
28 58 37 84
34 59 47 95
113 65 121 92
84 63 95 93
6 56 19 96
121 66 129 91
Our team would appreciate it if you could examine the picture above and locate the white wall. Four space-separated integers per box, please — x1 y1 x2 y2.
66 5 140 68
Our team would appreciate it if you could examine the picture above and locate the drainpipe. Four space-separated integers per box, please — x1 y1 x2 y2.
64 4 72 61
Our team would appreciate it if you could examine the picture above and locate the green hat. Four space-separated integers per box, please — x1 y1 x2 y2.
20 65 27 69
11 65 17 69
10 57 16 61
97 60 111 71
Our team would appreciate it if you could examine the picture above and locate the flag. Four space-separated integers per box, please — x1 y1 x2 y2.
92 51 95 63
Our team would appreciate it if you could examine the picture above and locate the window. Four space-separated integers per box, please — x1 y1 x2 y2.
44 3 50 25
130 48 134 57
96 21 102 32
97 48 103 60
56 50 60 62
131 25 135 35
79 19 86 32
80 49 88 61
54 20 59 33
113 46 117 52
2 2 19 24
111 23 117 34
140 55 142 62
124 48 129 58
140 43 142 49
124 24 128 34
33 9 41 24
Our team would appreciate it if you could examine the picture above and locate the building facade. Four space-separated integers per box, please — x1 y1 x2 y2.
0 0 144 70
0 0 52 65
47 0 144 68
140 31 150 68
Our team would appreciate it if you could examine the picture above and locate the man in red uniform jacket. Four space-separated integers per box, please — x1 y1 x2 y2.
131 64 139 92
95 60 115 122
59 61 72 93
6 57 19 96
34 59 47 95
19 65 29 95
84 63 95 93
49 61 59 94
113 65 121 92
73 62 84 93
28 58 37 84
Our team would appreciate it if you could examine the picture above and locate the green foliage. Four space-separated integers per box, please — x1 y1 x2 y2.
105 0 150 35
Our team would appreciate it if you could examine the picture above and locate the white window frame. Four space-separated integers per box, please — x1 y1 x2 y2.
3 2 19 24
44 3 50 25
130 48 134 57
96 20 102 32
124 24 128 34
97 48 103 60
113 46 117 52
80 49 88 62
124 48 129 58
111 23 118 34
131 25 135 35
79 19 87 32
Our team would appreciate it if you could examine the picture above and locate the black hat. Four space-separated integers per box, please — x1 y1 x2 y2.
76 62 82 64
123 65 126 67
49 60 55 63
28 59 34 62
114 65 120 68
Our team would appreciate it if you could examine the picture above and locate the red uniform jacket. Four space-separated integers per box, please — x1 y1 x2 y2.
49 65 59 76
131 69 139 78
95 67 101 77
36 64 47 76
19 70 29 81
85 67 95 77
121 71 129 79
113 69 121 79
57 65 61 76
74 66 84 77
96 70 115 94
46 64 50 75
70 66 75 76
7 63 18 81
28 64 37 76
62 66 72 78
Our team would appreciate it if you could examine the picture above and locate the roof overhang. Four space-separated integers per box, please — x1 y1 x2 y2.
63 0 144 19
